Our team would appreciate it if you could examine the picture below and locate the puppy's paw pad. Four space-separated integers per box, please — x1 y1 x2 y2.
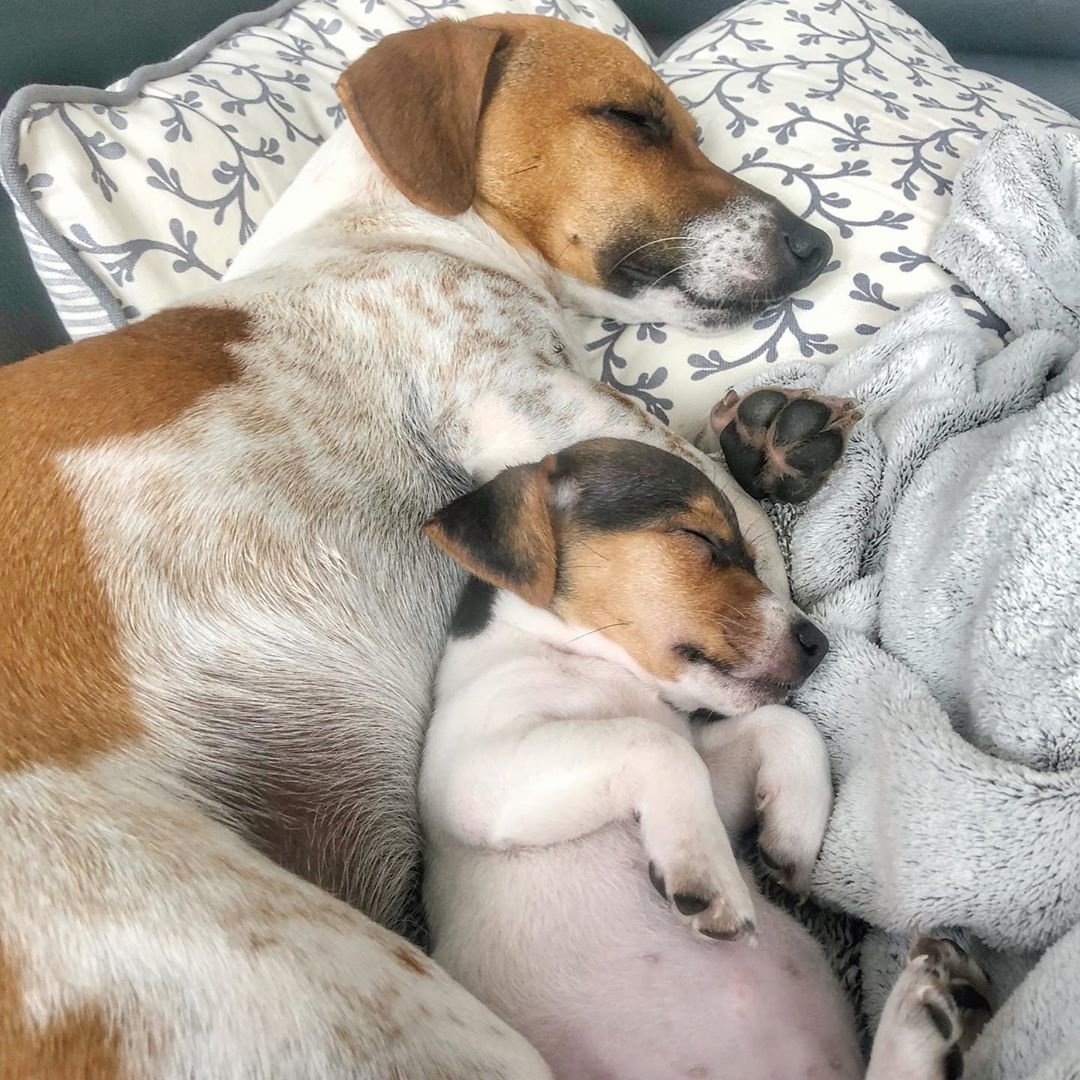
910 937 993 1050
647 858 756 942
710 387 860 504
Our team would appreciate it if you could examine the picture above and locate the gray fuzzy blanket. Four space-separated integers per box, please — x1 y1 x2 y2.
735 122 1080 1078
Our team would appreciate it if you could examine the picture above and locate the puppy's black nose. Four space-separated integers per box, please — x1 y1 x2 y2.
779 217 832 290
793 619 829 679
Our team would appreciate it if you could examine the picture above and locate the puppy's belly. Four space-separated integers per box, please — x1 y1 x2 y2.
428 825 862 1080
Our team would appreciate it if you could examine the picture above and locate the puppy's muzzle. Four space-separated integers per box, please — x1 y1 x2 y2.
791 618 829 682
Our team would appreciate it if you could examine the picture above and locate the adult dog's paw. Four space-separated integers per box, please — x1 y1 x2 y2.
709 387 860 504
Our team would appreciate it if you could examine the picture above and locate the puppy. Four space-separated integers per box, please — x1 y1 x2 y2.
420 438 991 1080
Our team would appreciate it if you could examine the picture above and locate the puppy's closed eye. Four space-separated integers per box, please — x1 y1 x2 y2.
674 528 752 571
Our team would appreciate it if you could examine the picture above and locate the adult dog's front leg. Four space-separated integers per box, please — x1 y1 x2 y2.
424 717 756 939
695 705 833 895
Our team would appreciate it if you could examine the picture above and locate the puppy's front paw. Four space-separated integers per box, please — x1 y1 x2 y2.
710 387 860 504
645 825 757 943
754 717 833 895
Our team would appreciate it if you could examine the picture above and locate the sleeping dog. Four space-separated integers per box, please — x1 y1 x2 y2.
421 438 992 1080
1 13 906 1076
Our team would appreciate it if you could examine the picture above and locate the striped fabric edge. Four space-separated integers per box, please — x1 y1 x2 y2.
12 202 115 340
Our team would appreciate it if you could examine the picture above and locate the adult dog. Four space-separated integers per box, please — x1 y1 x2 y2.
0 15 855 1077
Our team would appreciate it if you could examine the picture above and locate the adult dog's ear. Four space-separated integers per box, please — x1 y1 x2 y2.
424 456 560 607
335 21 507 216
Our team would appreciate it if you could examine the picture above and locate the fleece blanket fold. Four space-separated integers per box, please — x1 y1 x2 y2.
731 122 1080 1078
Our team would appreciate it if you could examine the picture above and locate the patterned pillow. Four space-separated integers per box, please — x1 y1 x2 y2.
1 0 1074 437
0 0 648 339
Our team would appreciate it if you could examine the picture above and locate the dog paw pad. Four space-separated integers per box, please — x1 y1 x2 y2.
710 386 860 504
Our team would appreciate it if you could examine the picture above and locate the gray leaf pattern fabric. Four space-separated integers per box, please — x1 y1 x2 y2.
0 0 1074 436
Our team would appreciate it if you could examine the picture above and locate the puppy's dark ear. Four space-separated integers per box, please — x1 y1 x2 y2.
424 456 559 607
335 20 507 216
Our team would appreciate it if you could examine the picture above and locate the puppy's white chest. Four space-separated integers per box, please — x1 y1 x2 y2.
553 654 682 729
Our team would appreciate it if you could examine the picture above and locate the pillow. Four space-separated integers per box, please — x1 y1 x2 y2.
0 0 649 338
2 0 1075 437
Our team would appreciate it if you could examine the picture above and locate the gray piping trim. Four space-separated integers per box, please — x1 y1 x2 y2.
0 0 305 332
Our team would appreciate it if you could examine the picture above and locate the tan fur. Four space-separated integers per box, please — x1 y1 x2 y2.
0 306 247 774
555 502 766 681
0 944 124 1080
335 16 747 287
336 21 506 216
471 15 739 284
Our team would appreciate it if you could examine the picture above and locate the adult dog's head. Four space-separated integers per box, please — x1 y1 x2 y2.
335 15 832 331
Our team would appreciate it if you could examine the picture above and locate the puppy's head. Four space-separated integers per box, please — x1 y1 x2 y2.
424 439 828 716
335 16 832 331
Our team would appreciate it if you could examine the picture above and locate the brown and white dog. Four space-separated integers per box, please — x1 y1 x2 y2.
421 439 992 1080
1 15 885 1077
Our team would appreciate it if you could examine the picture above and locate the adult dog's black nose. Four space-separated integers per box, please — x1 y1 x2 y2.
779 216 833 290
793 619 829 679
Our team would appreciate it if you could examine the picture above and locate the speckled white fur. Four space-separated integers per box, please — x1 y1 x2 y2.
2 120 792 1076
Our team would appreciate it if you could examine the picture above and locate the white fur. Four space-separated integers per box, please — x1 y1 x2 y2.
423 588 974 1079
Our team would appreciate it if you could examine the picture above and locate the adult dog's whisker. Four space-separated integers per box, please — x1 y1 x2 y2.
610 236 694 271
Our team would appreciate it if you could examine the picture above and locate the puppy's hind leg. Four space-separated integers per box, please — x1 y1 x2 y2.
866 937 992 1080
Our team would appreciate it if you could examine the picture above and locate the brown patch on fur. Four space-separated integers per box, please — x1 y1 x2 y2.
336 15 749 286
392 944 432 978
0 941 126 1079
336 21 507 215
594 380 649 424
0 305 248 773
554 523 765 681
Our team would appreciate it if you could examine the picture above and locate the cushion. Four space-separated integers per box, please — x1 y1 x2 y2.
1 0 1075 437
